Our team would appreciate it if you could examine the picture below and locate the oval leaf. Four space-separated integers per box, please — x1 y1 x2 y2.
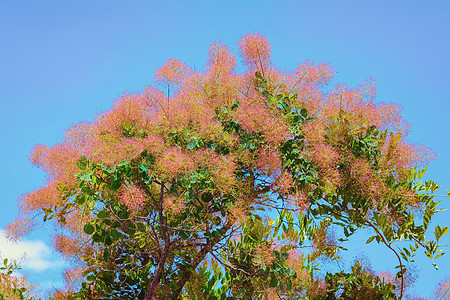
269 273 278 288
84 224 95 235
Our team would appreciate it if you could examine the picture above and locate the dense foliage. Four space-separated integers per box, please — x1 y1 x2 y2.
7 34 448 299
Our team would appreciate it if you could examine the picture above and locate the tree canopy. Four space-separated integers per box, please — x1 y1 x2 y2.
6 33 448 299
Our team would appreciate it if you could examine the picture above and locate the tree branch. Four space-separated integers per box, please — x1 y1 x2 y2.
145 182 170 300
171 221 234 299
366 219 404 299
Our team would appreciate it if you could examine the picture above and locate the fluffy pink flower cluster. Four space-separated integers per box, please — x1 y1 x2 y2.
154 58 188 85
238 33 271 73
157 147 195 180
119 185 147 211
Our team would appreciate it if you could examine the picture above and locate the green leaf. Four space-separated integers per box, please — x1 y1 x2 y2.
366 236 376 244
81 185 91 195
77 156 88 170
269 273 278 287
80 173 92 182
285 267 296 276
187 139 199 150
286 277 292 289
117 160 130 167
231 100 240 110
104 235 113 246
201 193 213 202
76 194 86 205
84 224 95 235
400 252 408 261
404 248 411 257
434 252 445 260
103 249 109 261
180 231 191 240
138 162 149 172
97 210 108 219
300 108 308 118
111 229 122 242
111 179 122 191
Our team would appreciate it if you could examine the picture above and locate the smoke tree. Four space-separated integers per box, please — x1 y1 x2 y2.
0 258 36 300
7 34 448 299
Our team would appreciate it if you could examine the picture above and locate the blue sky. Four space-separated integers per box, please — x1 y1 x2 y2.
1 0 449 297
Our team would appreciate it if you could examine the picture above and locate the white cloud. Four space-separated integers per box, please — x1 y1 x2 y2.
0 229 64 272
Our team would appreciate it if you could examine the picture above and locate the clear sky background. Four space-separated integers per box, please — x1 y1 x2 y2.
0 0 449 297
